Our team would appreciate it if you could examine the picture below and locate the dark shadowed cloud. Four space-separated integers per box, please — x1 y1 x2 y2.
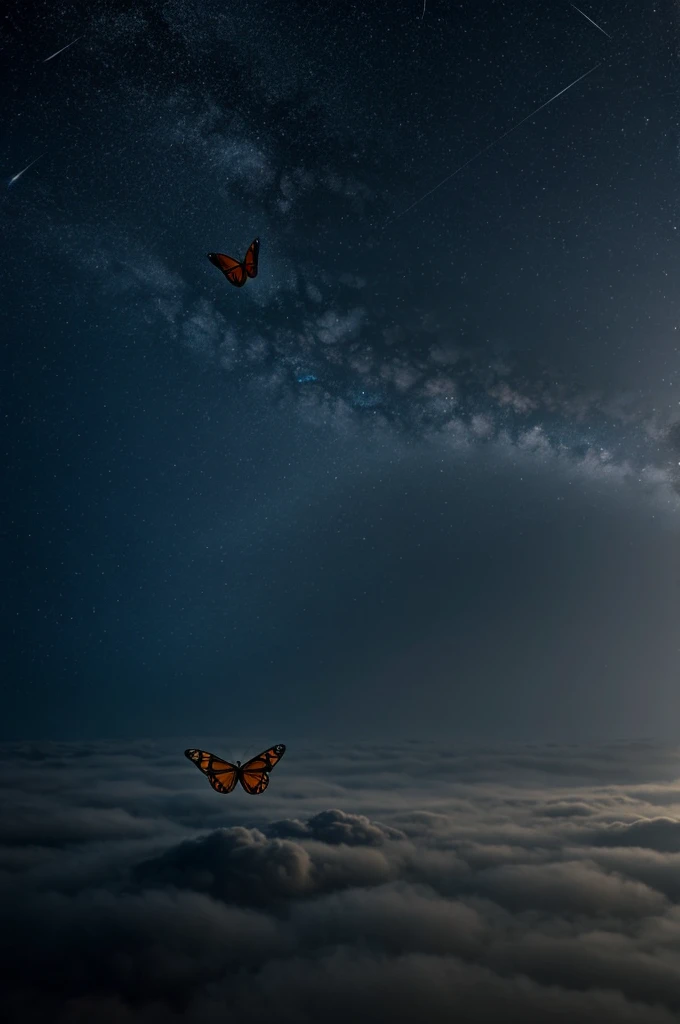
6 740 680 1021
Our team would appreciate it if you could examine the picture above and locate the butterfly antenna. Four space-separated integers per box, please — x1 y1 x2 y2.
232 734 251 765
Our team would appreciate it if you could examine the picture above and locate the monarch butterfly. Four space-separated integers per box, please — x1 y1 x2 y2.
207 238 260 288
184 743 286 795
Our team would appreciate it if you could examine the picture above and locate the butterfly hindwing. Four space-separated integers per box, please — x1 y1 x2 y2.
238 743 286 795
184 748 238 794
243 238 259 279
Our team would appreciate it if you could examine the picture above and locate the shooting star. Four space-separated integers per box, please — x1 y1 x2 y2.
385 62 601 226
422 0 427 17
7 154 44 188
569 4 611 39
42 36 82 63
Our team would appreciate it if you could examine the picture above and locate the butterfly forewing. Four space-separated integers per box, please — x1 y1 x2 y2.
243 238 260 278
207 252 248 287
184 748 238 793
238 743 286 795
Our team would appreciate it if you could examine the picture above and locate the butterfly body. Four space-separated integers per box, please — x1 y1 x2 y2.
207 238 260 288
185 743 285 795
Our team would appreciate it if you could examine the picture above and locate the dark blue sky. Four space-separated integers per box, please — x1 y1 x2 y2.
2 0 679 742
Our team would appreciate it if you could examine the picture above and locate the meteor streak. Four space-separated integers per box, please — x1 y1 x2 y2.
8 155 44 188
569 4 611 39
42 36 82 63
385 63 602 225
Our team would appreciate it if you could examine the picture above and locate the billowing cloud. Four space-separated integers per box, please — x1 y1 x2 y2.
264 807 405 845
588 817 680 852
6 740 680 1020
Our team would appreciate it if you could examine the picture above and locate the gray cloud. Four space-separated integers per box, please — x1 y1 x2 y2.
264 807 405 845
6 740 680 1020
588 817 680 853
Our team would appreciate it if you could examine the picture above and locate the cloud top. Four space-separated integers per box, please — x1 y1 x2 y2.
5 739 680 1020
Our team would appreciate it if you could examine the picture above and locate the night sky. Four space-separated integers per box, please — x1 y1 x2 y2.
3 2 680 1020
3 1 680 743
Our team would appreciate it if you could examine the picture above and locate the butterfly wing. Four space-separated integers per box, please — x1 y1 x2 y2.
184 748 238 793
238 743 286 795
207 252 248 288
243 238 260 279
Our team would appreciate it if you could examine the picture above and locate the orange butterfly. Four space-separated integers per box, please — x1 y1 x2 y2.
184 743 285 795
207 238 260 288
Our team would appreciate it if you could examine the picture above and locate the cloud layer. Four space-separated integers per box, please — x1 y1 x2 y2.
6 739 680 1021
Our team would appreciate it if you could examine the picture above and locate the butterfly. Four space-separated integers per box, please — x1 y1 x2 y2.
207 238 260 288
184 743 286 795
